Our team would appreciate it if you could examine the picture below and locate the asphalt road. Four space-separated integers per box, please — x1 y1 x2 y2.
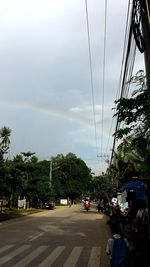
0 204 111 267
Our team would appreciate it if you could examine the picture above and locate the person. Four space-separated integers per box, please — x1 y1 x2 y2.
68 198 71 207
97 200 101 212
131 200 149 266
84 198 90 211
106 224 129 267
131 200 148 234
100 199 104 212
136 201 148 232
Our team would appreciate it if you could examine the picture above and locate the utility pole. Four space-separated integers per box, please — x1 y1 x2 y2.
97 154 109 174
139 0 150 238
140 0 150 116
49 160 52 189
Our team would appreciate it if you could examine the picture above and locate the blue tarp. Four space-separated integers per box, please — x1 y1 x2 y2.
121 180 146 201
121 180 144 190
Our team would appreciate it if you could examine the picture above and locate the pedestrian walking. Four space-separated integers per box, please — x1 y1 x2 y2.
106 224 129 267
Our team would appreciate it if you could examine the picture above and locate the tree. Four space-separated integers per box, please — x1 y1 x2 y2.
0 126 11 150
114 70 149 139
0 126 12 198
0 126 11 157
112 70 150 182
51 153 92 200
21 151 36 162
90 174 114 199
31 159 51 206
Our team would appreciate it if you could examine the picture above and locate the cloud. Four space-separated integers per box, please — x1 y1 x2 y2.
0 0 145 175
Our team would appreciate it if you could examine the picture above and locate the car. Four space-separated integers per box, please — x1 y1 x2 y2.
44 201 55 210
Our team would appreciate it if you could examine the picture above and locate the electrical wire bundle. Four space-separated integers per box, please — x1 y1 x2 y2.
110 0 138 166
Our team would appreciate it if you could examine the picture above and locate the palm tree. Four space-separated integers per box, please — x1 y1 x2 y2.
0 126 11 153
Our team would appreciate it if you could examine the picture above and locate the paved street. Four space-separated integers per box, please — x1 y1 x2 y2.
0 204 111 267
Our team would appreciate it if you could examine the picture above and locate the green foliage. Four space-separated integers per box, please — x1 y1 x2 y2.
113 70 149 139
110 70 150 185
0 126 11 153
90 173 115 199
0 208 43 222
0 127 109 205
51 153 92 200
0 126 12 198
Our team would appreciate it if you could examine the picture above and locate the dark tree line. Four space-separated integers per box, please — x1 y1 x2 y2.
0 129 94 207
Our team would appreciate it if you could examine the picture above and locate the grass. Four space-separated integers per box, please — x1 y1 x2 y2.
0 208 43 222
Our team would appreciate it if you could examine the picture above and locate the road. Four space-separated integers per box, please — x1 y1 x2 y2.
0 204 111 267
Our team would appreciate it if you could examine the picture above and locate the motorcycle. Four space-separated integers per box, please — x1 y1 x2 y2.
84 201 90 212
85 205 90 212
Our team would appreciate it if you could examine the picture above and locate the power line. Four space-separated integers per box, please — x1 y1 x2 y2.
110 0 137 166
105 0 132 163
85 0 99 157
105 115 115 156
117 0 133 99
101 0 107 171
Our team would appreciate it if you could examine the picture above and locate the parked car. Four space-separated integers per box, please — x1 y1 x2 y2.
44 201 55 210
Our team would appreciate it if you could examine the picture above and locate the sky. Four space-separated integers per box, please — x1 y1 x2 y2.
0 0 145 175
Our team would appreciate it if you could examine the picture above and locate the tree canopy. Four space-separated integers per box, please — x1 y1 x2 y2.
109 70 150 186
0 135 93 207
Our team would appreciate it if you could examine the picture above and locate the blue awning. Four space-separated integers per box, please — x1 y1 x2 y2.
120 179 146 201
121 180 144 191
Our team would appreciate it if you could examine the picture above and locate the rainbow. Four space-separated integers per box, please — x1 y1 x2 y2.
3 100 95 129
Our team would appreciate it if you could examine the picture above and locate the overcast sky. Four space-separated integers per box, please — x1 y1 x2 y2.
0 0 145 175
